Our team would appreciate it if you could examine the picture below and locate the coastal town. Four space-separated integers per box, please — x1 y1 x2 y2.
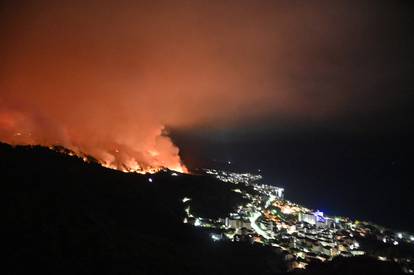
182 169 414 273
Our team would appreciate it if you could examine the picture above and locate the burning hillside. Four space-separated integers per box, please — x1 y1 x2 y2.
0 108 187 174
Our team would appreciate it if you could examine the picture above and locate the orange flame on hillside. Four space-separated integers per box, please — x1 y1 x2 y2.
0 110 188 174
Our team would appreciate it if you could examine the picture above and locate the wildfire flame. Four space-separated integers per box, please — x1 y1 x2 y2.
60 143 187 174
0 109 188 174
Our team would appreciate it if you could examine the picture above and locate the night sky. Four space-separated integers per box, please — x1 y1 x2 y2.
1 1 414 229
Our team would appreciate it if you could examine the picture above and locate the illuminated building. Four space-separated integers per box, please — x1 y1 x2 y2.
298 211 333 228
225 218 252 230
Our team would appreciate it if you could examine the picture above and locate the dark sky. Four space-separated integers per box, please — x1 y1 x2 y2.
1 1 414 228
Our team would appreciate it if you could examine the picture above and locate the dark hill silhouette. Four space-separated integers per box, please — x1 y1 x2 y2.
2 143 404 275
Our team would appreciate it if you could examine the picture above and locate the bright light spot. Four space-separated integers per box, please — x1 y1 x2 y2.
148 178 153 183
296 262 308 269
354 242 359 249
287 225 296 234
171 172 178 176
397 233 403 239
211 234 220 241
383 238 387 243
393 241 399 246
183 217 188 224
182 197 191 203
314 210 324 217
194 218 201 227
281 205 294 215
378 256 387 261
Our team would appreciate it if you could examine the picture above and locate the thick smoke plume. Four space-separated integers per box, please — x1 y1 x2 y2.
0 1 410 172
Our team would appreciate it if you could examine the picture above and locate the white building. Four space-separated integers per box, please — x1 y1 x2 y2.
225 218 252 230
298 211 333 228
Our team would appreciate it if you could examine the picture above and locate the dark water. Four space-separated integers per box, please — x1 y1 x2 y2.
174 130 414 232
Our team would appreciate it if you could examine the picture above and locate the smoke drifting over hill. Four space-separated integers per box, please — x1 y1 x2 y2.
1 1 412 172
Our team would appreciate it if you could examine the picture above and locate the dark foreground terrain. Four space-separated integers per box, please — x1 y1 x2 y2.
2 143 404 274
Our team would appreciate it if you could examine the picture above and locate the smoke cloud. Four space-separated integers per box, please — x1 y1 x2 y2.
0 1 411 172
